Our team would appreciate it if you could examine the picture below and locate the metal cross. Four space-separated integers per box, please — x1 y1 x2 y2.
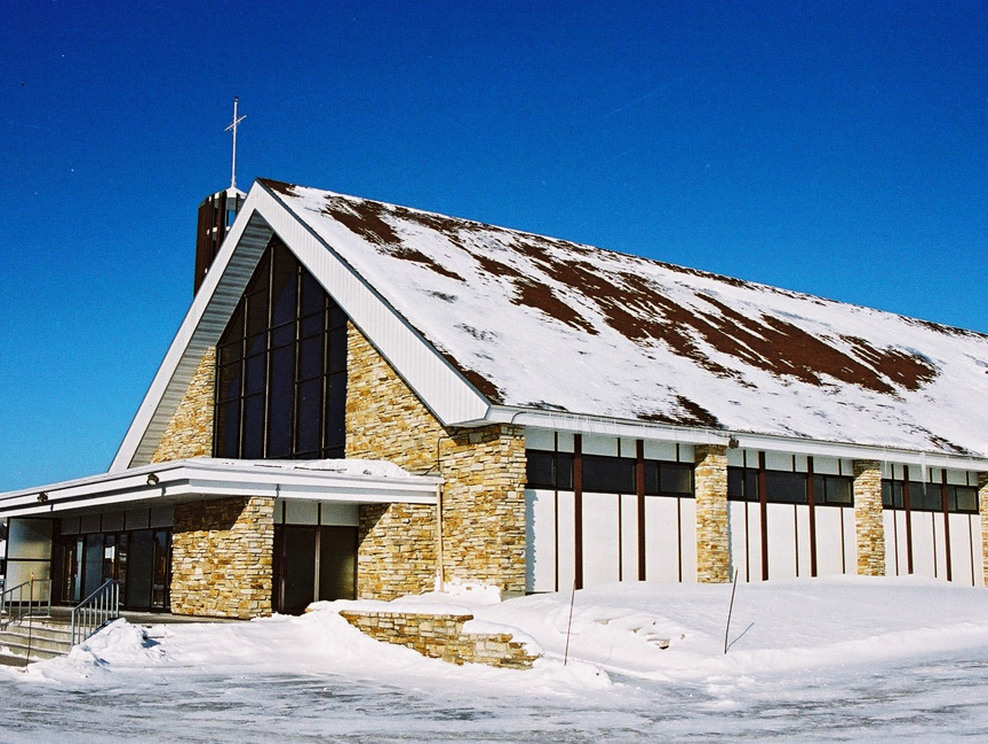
225 97 247 190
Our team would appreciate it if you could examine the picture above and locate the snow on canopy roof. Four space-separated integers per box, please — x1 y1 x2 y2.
260 179 988 458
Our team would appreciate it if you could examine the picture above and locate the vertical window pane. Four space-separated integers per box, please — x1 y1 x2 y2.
659 462 693 495
765 471 807 504
296 378 322 455
267 346 295 458
270 247 298 327
242 395 265 459
299 334 325 381
324 372 346 457
300 272 324 317
215 400 240 458
328 324 347 374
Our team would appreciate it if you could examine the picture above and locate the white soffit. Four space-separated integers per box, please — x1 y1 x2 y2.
111 181 490 472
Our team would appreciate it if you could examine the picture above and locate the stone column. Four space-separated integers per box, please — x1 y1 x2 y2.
853 460 885 576
979 473 988 587
171 495 274 618
694 444 730 583
438 424 527 596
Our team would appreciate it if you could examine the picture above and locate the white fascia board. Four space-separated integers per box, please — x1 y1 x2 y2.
0 459 438 518
111 195 276 471
112 181 489 471
493 406 988 471
487 407 731 447
259 182 490 426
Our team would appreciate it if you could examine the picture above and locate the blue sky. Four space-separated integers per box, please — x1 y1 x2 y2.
1 0 986 491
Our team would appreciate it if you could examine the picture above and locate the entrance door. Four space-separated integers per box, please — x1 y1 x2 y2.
273 525 357 614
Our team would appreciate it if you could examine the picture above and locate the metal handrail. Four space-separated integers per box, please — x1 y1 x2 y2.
70 580 120 646
0 578 52 629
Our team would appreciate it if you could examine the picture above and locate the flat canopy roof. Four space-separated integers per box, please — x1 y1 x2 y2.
0 458 440 520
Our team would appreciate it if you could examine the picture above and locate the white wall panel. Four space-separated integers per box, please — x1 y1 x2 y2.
910 512 936 578
525 489 557 593
728 502 751 582
620 493 639 581
679 499 697 582
948 514 975 587
644 496 679 582
883 511 898 576
973 516 984 588
557 493 576 592
525 429 554 450
795 505 812 577
583 435 617 457
842 507 856 574
933 513 948 579
644 440 677 462
766 504 797 580
814 507 844 576
582 492 620 587
764 452 792 472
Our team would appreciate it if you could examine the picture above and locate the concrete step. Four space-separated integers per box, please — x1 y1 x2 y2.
0 619 76 662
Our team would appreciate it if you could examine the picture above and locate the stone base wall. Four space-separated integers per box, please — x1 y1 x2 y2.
151 347 215 463
338 610 539 669
853 460 885 576
357 503 437 600
171 496 274 618
346 323 527 597
694 445 730 583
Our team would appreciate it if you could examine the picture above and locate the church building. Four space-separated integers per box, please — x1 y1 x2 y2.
2 176 987 619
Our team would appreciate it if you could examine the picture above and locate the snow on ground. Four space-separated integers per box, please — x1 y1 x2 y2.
3 576 988 742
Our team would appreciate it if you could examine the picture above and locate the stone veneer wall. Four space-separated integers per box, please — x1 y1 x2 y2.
151 347 216 463
853 460 885 576
338 610 539 669
171 496 274 618
438 425 527 594
357 503 437 600
345 323 527 597
979 473 988 586
694 445 730 583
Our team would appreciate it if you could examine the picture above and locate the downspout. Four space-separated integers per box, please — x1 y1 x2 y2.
436 480 445 592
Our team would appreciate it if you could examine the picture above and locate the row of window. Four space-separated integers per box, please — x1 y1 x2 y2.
728 468 854 506
882 481 978 514
528 456 980 515
526 450 694 496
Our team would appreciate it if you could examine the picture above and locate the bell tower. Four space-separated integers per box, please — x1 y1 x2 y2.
194 98 247 294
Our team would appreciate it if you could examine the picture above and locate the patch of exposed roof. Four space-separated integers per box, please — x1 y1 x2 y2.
259 179 988 457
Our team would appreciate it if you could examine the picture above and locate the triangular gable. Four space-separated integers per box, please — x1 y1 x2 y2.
111 181 490 471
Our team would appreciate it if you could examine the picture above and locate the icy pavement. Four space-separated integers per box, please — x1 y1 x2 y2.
2 577 988 742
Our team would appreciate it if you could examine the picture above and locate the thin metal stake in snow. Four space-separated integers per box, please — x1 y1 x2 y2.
563 580 576 666
723 568 739 655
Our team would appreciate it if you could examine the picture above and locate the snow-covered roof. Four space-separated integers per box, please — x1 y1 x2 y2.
259 179 988 459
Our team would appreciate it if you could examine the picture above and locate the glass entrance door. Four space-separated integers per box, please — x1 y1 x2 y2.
273 525 357 614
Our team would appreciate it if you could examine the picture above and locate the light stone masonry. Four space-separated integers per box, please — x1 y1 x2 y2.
853 460 885 576
151 347 216 463
338 610 539 669
346 323 527 597
694 444 730 583
171 496 274 618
